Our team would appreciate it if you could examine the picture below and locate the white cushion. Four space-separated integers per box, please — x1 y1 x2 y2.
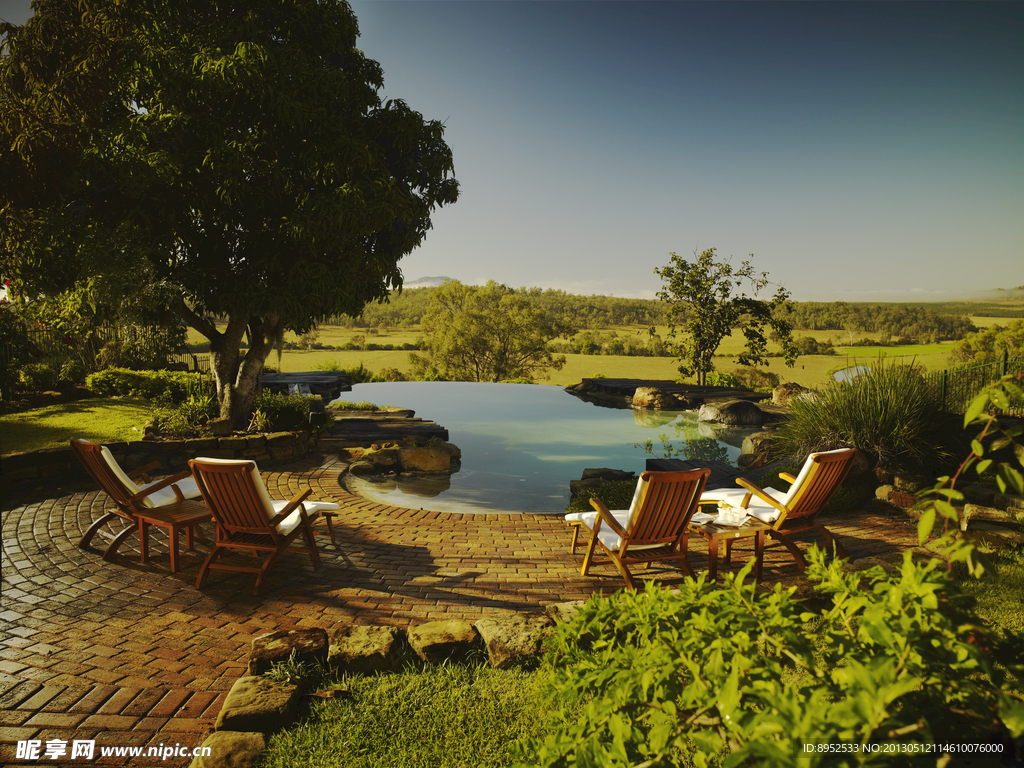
565 477 663 551
96 443 200 509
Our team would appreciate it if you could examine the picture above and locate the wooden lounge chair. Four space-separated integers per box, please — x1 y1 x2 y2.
567 468 711 590
70 438 210 572
699 448 858 572
189 457 342 595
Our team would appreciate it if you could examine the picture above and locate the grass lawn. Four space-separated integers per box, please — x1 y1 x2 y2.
0 398 153 454
258 664 558 768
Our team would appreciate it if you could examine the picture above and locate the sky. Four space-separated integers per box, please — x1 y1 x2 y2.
2 0 1022 302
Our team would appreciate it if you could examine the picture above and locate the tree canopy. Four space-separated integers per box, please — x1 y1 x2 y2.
654 248 796 386
0 0 459 424
410 280 574 383
948 320 1024 367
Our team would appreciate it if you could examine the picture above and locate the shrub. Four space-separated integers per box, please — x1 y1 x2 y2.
311 358 342 371
17 362 59 391
153 394 219 437
85 368 207 403
253 391 311 431
342 362 376 384
328 400 380 411
564 478 638 517
528 551 1024 767
773 358 949 470
732 365 781 390
372 367 408 382
704 371 741 388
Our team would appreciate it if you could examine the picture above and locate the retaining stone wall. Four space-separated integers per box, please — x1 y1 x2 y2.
2 431 315 483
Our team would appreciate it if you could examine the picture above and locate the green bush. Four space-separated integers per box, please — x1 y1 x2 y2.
527 551 1024 767
704 371 741 388
85 367 207 403
254 390 311 431
328 400 380 411
565 478 638 517
773 359 950 470
17 362 59 391
152 394 219 437
373 367 408 382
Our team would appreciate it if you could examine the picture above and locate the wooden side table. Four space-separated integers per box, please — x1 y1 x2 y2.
695 518 772 582
135 499 213 573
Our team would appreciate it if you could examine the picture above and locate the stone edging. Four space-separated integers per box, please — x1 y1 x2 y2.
1 431 316 483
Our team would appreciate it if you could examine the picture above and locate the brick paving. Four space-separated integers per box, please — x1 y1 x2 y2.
1 452 920 766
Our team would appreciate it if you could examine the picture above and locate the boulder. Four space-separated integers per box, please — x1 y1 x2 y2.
736 453 765 470
443 442 462 460
961 503 1024 531
398 446 451 472
632 387 684 410
368 449 399 469
894 474 932 494
474 614 554 669
772 383 810 406
962 485 998 507
544 601 586 625
698 399 764 426
407 619 481 664
581 468 636 482
188 732 265 768
348 460 377 475
994 493 1024 512
215 677 300 732
247 628 328 677
209 418 233 436
740 431 774 456
329 625 404 673
847 449 871 479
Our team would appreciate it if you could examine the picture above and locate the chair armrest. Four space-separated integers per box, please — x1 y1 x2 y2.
128 470 193 504
268 489 314 527
589 498 628 539
735 478 789 525
128 461 162 484
778 472 797 485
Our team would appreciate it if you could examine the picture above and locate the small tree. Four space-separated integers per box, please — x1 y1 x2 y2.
653 248 796 386
410 280 574 382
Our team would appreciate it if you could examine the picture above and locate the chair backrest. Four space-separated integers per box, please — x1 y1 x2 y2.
189 457 279 536
624 469 711 547
779 448 857 523
70 438 142 516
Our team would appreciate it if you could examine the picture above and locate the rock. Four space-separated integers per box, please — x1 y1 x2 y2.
474 614 554 669
632 387 683 410
961 503 1024 531
962 485 998 507
737 453 765 470
874 466 896 485
247 628 328 677
741 431 774 456
443 442 462 460
698 399 764 426
632 409 677 428
875 484 895 500
188 732 265 768
545 601 587 625
215 677 300 732
369 449 399 468
772 382 810 406
963 522 1024 548
398 446 451 472
847 449 871 479
994 493 1024 512
348 460 376 475
329 625 404 674
894 474 932 493
407 619 481 664
395 472 451 497
569 478 605 497
209 418 233 436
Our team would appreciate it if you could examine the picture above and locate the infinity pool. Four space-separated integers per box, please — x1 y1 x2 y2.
333 382 754 515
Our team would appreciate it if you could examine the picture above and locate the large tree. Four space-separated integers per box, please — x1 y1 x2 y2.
410 280 574 383
0 0 459 425
653 248 796 386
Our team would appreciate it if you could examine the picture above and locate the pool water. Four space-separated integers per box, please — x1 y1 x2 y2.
333 382 755 515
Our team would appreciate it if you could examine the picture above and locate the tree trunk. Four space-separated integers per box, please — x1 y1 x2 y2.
177 303 280 430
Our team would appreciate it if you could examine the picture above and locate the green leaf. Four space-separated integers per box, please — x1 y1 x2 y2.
976 459 993 475
1000 699 1024 738
935 499 959 520
971 439 985 457
964 392 990 426
917 506 936 544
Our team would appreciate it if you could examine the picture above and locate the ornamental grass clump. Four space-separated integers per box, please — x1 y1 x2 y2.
774 358 949 470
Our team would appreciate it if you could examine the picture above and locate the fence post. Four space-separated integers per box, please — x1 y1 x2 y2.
1002 349 1009 377
940 370 947 412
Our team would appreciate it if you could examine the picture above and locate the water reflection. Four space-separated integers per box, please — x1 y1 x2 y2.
331 382 756 514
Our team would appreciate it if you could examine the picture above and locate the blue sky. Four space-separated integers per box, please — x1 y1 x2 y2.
3 1 1022 301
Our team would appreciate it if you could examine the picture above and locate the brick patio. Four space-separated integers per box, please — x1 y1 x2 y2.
1 452 919 765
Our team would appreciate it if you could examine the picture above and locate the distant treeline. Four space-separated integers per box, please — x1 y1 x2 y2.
325 285 989 346
774 302 977 342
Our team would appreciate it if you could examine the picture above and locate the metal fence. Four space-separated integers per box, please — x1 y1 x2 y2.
922 351 1023 418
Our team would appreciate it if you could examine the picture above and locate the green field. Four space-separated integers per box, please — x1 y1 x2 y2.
185 320 975 390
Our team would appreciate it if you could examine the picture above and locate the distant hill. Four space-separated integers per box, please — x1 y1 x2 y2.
405 276 452 288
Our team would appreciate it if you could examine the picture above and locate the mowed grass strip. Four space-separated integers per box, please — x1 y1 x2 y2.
0 398 153 454
258 664 557 768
